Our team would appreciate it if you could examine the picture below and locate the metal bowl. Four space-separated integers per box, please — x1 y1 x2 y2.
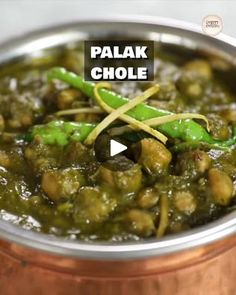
0 18 236 295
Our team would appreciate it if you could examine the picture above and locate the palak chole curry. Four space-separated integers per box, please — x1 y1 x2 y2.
0 45 235 241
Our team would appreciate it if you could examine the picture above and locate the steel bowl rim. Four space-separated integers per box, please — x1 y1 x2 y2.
0 16 236 260
1 15 236 47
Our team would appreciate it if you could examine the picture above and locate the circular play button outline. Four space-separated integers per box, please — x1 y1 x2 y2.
94 132 142 171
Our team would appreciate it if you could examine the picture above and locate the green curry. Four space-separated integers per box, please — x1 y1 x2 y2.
0 45 235 241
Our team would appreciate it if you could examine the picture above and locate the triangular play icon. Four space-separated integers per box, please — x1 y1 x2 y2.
110 139 127 157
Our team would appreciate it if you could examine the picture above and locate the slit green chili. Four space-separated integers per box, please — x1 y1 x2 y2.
25 67 236 150
47 67 215 144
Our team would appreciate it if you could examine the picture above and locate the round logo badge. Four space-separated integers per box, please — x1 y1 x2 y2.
202 15 223 36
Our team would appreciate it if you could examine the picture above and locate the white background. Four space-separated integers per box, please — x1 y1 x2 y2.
0 0 235 44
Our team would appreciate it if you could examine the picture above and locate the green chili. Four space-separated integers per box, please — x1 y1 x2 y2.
44 67 236 149
27 120 95 146
47 67 214 143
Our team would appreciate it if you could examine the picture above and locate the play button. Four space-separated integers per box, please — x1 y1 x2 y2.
94 133 141 170
110 139 127 157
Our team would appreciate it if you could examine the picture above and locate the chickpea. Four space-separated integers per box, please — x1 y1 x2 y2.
64 141 90 165
177 150 211 178
137 138 172 175
21 113 33 127
73 187 117 224
0 150 10 168
137 187 159 209
185 83 202 98
125 209 155 237
25 141 63 175
209 56 231 71
184 59 212 80
57 89 82 110
41 168 84 202
208 114 230 141
75 113 101 123
177 60 212 100
8 119 21 129
0 115 5 132
177 71 203 100
195 151 211 173
1 133 15 143
221 109 236 122
62 50 83 73
174 191 197 215
97 161 142 194
208 168 233 205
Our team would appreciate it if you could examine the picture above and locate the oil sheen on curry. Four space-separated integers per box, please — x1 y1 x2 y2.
0 44 235 242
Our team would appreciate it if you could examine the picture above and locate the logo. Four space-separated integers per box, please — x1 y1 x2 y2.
202 15 223 36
